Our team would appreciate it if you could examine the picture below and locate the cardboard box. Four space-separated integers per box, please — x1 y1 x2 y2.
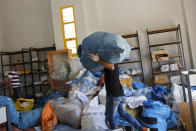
179 102 196 131
151 49 169 62
120 77 133 88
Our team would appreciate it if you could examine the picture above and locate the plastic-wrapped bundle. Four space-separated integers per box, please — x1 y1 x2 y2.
167 111 179 129
51 63 70 81
0 96 19 125
141 100 170 131
78 32 131 72
17 108 43 129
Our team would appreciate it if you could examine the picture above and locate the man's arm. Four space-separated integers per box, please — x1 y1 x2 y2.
89 53 114 71
98 59 114 71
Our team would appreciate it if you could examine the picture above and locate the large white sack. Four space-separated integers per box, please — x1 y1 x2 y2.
81 96 108 130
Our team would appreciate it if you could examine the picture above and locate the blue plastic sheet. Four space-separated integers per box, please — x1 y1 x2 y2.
133 82 147 89
141 100 170 131
78 32 131 72
0 96 19 125
123 84 151 97
17 108 43 129
167 111 179 129
92 72 103 78
152 85 168 104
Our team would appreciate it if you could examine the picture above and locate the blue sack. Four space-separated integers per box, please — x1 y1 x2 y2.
167 111 179 129
18 108 43 129
78 32 131 72
133 82 147 89
141 100 170 131
152 85 168 104
0 96 19 125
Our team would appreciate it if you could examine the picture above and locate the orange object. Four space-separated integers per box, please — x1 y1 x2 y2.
42 104 57 131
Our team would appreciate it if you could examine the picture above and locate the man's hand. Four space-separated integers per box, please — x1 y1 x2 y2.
88 53 99 62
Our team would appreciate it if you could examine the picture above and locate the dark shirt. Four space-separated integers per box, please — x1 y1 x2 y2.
104 64 124 97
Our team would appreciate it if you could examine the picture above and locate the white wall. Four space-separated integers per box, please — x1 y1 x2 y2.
91 0 191 83
50 0 86 50
50 0 192 84
2 0 55 51
0 0 3 51
181 0 196 68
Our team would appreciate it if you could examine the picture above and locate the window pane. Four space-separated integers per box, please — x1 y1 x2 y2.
62 7 74 23
64 23 76 38
72 48 77 54
67 40 76 48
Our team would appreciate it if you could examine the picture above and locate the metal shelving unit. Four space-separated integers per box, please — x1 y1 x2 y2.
0 44 56 97
181 71 196 131
147 24 186 85
118 31 144 82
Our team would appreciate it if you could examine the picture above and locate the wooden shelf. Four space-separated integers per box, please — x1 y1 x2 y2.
131 73 143 77
153 68 184 74
150 41 181 47
132 46 139 50
122 33 138 38
118 60 141 64
169 54 183 58
152 54 183 63
148 26 179 34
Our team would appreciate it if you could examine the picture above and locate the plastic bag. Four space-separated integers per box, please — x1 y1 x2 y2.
151 85 168 104
81 96 108 130
51 62 70 82
48 98 83 128
141 100 170 131
78 32 131 72
172 83 196 103
15 98 34 112
167 111 179 129
69 57 84 80
126 96 147 109
42 104 57 131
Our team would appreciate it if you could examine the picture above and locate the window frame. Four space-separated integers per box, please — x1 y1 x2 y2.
60 5 78 57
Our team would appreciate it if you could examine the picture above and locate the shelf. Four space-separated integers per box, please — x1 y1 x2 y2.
148 26 179 34
131 73 143 77
118 60 141 64
150 41 181 47
153 68 184 74
122 33 138 38
132 46 139 50
19 70 48 75
3 60 48 66
31 45 55 51
1 50 29 55
169 54 183 58
152 54 183 63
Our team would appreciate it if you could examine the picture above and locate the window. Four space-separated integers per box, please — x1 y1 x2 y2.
61 5 78 57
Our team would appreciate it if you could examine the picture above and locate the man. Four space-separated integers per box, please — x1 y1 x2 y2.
8 59 22 100
89 53 147 131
